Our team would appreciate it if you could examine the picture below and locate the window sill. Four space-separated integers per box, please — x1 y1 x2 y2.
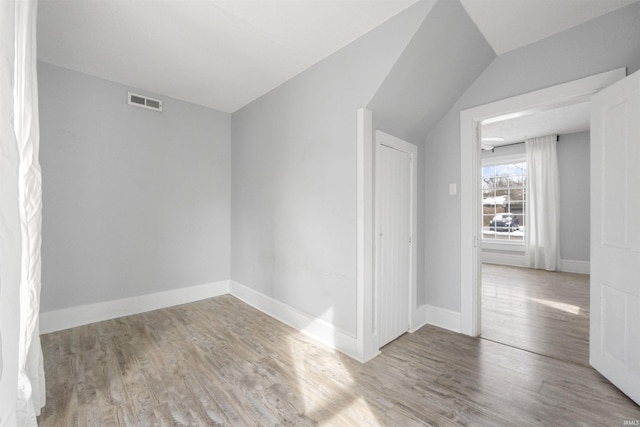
481 240 525 252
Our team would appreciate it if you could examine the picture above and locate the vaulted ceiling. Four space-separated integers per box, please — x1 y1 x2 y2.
37 0 640 113
459 0 640 55
37 0 420 112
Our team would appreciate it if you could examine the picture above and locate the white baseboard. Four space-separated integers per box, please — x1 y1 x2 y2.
40 278 363 361
559 259 590 274
482 251 525 267
482 252 590 275
425 305 461 333
410 305 428 332
40 280 230 334
229 281 360 361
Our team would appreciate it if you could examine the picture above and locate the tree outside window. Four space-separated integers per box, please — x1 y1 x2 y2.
482 162 526 241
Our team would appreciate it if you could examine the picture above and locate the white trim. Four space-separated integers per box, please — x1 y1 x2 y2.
356 108 377 362
410 305 461 334
481 240 525 252
482 252 525 267
426 305 461 333
40 280 230 334
40 278 373 363
460 68 626 337
482 254 589 274
410 305 428 332
559 259 590 274
375 130 418 349
481 154 528 252
460 116 482 336
229 281 365 362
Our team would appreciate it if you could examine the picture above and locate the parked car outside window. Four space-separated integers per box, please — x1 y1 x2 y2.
489 213 520 231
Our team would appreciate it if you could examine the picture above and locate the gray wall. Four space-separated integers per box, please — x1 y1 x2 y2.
424 2 640 312
557 131 590 261
481 131 591 262
230 0 434 335
39 62 231 312
368 0 495 144
368 0 494 307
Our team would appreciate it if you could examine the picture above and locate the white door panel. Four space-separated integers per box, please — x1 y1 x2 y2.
590 69 640 405
375 131 416 348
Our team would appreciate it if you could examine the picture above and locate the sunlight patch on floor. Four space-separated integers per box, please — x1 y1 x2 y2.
287 307 378 425
527 297 581 315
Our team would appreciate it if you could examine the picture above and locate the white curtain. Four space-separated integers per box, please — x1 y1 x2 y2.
525 134 560 271
0 1 46 426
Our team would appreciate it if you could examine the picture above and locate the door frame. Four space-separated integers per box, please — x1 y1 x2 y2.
356 108 377 361
374 130 418 348
458 68 626 336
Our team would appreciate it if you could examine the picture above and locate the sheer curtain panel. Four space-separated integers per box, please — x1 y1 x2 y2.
0 1 45 426
524 134 560 271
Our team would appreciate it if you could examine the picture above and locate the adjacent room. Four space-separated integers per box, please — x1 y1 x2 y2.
479 104 591 366
2 0 640 425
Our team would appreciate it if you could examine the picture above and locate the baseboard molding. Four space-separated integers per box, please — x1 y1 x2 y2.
425 305 461 333
40 280 230 334
482 252 525 267
410 305 429 332
483 252 590 275
40 278 363 361
559 259 590 274
229 281 360 361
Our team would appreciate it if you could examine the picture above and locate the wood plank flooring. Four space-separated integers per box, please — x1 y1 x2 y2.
481 263 590 366
39 294 639 426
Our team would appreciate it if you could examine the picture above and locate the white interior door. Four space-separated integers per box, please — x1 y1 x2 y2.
590 69 640 405
375 131 416 348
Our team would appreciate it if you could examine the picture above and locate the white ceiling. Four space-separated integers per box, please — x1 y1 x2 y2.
481 102 591 148
37 0 419 113
37 0 640 113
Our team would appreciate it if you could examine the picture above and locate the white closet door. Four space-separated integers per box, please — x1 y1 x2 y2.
376 132 415 348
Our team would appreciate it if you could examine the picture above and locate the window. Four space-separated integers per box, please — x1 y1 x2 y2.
482 160 526 242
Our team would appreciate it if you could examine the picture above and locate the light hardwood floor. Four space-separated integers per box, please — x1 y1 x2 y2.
39 294 639 426
481 263 590 366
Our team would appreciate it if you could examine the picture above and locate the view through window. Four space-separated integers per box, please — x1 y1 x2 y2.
482 161 526 241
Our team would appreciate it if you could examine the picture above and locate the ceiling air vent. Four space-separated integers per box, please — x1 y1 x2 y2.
128 92 163 112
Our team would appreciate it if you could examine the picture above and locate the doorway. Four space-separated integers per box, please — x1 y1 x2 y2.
477 105 591 365
460 68 640 404
459 68 625 337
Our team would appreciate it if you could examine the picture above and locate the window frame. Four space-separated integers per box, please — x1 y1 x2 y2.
481 151 527 251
